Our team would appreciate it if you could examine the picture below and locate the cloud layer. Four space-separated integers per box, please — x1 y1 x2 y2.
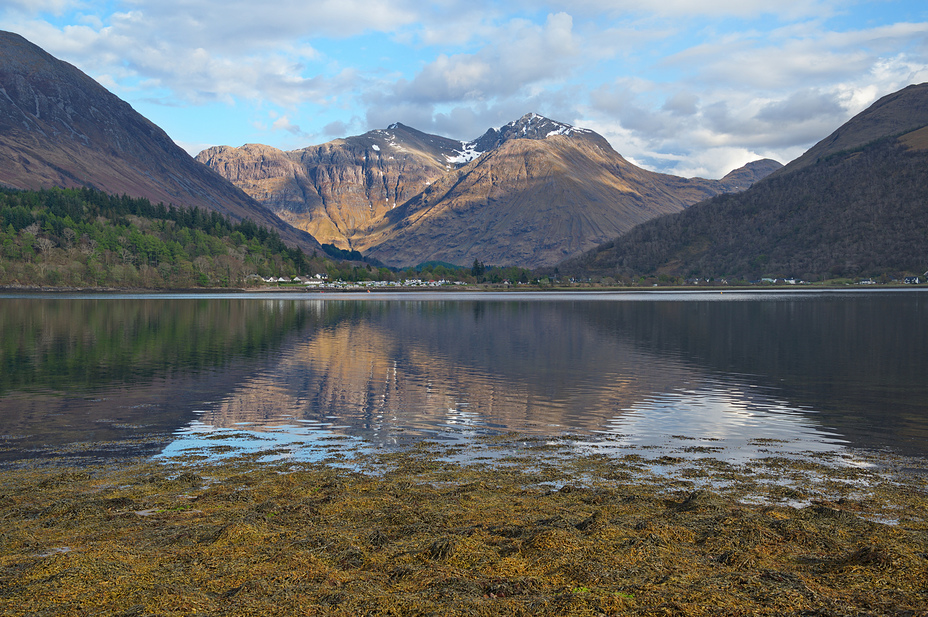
3 0 927 177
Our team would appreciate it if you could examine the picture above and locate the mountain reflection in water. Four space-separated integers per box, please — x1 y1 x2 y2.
1 291 926 465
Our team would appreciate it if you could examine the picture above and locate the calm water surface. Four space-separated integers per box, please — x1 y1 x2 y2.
1 290 926 467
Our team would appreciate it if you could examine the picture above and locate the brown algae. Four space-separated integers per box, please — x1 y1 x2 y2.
1 437 927 616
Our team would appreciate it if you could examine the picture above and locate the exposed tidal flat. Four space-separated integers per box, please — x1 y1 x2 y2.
1 291 927 615
1 436 927 617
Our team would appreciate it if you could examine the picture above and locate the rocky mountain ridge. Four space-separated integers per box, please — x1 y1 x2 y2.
201 113 781 268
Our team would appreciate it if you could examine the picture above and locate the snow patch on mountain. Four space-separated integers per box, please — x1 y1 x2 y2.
445 141 484 164
504 113 591 140
546 126 591 138
443 114 593 165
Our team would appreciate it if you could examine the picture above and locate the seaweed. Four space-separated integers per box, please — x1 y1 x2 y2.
1 437 926 616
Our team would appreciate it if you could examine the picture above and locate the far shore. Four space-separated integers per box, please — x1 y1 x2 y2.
2 282 926 296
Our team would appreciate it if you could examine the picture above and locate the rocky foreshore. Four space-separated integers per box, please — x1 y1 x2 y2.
2 436 926 616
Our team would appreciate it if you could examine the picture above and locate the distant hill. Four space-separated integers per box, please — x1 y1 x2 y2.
201 113 780 268
0 31 320 252
565 83 928 281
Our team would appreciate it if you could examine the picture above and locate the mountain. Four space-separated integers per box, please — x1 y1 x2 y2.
776 83 928 174
566 83 928 281
201 113 780 268
363 115 781 268
196 123 464 250
0 31 319 252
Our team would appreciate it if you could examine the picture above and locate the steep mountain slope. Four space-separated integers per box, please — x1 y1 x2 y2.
0 31 319 251
778 83 928 174
566 83 928 281
196 124 463 249
202 113 780 268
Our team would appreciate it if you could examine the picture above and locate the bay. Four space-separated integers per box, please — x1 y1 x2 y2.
1 290 926 467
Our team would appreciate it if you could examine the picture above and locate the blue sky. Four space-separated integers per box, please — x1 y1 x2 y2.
2 0 927 178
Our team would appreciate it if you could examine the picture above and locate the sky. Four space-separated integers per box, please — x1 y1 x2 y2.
2 1 927 179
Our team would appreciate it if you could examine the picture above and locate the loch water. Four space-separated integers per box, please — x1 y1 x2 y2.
1 290 926 467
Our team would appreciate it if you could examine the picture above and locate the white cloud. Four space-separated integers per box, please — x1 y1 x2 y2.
0 0 78 13
412 6 503 47
666 21 928 89
579 16 928 177
271 114 307 137
394 12 577 104
364 87 585 143
323 119 351 137
348 11 577 138
118 0 421 46
362 11 581 135
587 81 856 176
174 139 214 157
10 16 359 109
5 0 419 111
755 89 844 123
529 0 839 20
3 0 926 177
662 92 700 116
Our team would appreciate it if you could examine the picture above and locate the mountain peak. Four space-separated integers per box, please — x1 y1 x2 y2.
457 113 595 163
504 113 576 138
498 113 591 142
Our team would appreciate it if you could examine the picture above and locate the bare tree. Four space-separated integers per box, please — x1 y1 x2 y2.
35 237 55 256
228 246 250 283
31 238 54 278
63 228 76 251
80 237 97 256
139 264 155 287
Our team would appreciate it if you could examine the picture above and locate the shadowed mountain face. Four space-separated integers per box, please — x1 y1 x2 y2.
567 82 928 280
0 31 320 252
200 113 780 268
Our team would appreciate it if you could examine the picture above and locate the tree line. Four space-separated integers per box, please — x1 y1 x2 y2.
0 187 320 288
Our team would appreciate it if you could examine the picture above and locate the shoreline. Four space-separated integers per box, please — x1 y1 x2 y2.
1 283 926 296
2 436 926 616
